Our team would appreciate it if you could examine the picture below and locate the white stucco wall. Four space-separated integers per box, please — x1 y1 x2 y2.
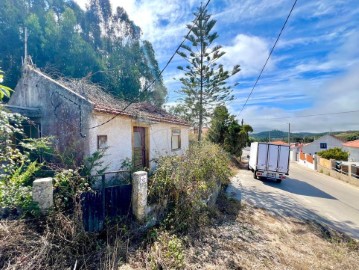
149 122 189 165
302 134 343 155
88 112 190 172
88 113 133 172
344 147 359 162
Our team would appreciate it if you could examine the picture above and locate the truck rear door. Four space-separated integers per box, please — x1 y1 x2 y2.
257 143 268 170
267 144 279 172
278 146 290 173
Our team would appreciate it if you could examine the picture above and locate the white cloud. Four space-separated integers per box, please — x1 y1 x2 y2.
222 34 273 77
237 65 359 133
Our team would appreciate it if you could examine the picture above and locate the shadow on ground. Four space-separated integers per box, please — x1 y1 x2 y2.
262 177 336 199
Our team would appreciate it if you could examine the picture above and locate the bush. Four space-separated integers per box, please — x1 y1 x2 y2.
148 231 185 269
148 142 232 232
0 107 51 215
317 147 349 161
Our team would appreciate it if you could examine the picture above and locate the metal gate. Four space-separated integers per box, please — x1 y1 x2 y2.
81 171 132 232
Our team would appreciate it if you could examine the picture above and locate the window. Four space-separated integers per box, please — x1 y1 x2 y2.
320 143 327 149
171 129 181 150
97 135 108 149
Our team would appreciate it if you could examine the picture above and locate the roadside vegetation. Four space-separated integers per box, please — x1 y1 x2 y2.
317 147 349 161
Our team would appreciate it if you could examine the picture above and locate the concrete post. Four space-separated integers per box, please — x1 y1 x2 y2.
314 155 318 171
32 178 53 212
132 171 148 223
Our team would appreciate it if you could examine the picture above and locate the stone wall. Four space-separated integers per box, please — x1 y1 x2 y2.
9 65 93 164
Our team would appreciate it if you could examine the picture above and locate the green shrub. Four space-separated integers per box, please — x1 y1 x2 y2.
148 231 185 270
53 150 107 211
317 147 349 161
148 142 232 232
0 106 50 215
53 169 92 211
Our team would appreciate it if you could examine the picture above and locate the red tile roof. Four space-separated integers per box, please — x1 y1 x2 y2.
270 140 288 146
30 66 190 126
343 140 359 148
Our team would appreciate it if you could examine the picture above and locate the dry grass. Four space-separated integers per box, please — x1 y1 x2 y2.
0 210 131 270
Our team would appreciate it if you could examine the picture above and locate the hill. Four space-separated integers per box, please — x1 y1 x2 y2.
0 0 166 106
251 130 359 142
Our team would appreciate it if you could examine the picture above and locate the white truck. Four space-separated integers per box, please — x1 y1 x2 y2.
248 142 290 183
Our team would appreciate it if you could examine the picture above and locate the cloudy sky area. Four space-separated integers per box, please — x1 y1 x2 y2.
75 0 359 133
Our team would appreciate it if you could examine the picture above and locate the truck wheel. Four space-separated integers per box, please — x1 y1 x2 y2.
276 179 282 183
253 170 258 179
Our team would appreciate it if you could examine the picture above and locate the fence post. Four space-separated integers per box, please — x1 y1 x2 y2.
32 178 53 212
132 171 148 223
101 174 106 222
348 164 353 179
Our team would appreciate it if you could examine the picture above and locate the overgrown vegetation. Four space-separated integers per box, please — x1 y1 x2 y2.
0 104 51 216
317 147 349 161
149 142 232 233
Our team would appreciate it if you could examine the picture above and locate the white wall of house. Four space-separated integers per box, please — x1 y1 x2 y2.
88 112 190 172
344 147 359 162
89 112 133 172
302 134 343 155
149 122 189 165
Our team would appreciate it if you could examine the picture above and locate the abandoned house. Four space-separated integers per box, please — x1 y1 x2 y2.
7 64 190 171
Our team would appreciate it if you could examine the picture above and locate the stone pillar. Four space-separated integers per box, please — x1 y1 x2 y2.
132 171 148 223
349 164 353 179
32 178 53 212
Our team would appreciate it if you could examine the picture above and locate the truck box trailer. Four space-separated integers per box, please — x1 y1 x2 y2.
248 142 290 183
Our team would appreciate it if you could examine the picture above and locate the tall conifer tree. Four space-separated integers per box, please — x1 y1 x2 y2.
177 4 240 141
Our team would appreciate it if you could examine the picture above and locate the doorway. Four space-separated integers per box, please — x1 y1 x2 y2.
133 126 148 170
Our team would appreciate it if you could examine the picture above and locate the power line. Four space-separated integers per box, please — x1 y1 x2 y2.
245 109 359 120
237 0 298 116
89 0 212 129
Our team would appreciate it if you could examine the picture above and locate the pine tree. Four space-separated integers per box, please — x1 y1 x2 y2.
177 4 240 141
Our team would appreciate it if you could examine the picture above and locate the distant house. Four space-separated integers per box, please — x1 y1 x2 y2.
270 140 288 146
343 140 359 162
7 64 190 171
302 134 343 155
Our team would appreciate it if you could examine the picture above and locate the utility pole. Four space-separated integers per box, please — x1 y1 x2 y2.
269 130 271 142
288 123 290 146
24 27 28 64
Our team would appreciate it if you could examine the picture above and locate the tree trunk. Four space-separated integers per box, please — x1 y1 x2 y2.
198 6 204 142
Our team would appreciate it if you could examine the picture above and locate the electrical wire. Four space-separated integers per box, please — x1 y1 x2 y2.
89 0 212 129
237 0 298 116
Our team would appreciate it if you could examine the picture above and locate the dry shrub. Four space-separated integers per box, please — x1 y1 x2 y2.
0 206 129 269
148 142 232 233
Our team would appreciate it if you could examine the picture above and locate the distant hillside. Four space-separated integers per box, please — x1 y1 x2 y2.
251 130 321 140
251 130 359 142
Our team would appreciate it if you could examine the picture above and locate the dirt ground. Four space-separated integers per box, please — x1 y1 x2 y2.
123 194 359 270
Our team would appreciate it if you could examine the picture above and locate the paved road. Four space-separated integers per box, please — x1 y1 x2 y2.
230 156 359 239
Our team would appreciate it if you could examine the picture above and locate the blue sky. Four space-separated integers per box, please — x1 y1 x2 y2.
75 0 359 133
